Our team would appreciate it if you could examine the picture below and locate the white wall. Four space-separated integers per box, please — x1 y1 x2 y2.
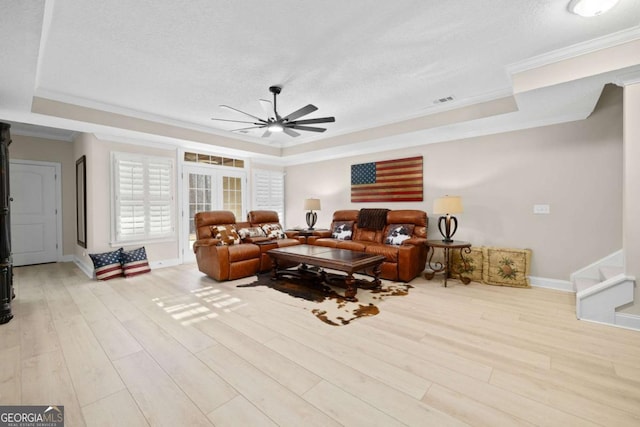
285 85 623 280
621 82 640 314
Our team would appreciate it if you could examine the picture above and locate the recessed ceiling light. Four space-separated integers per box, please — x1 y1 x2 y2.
568 0 620 17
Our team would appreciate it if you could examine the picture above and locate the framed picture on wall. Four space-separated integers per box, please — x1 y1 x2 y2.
76 155 87 248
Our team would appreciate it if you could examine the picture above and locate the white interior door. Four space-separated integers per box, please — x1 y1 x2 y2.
182 165 246 263
10 161 58 266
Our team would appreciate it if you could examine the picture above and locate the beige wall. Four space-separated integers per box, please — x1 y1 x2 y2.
285 85 623 280
9 134 76 256
73 133 180 268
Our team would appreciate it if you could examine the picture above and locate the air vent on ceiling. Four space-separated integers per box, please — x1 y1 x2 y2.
433 95 455 105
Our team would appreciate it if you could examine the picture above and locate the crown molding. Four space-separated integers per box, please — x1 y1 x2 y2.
32 87 266 145
10 123 76 142
507 25 640 75
614 69 640 86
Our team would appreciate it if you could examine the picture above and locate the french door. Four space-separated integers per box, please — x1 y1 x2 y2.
182 165 246 262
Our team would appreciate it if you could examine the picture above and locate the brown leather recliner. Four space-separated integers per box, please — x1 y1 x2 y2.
308 209 428 282
193 211 261 281
193 210 302 281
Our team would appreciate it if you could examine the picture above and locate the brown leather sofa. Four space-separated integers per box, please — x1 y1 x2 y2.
193 210 300 281
307 209 428 282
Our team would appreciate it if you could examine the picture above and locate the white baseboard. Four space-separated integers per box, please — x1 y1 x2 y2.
529 276 574 292
581 315 640 332
73 256 181 278
74 256 94 278
615 312 640 331
59 254 75 262
150 258 181 269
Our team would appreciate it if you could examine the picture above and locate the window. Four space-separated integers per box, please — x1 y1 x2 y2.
253 169 285 224
112 152 175 243
184 151 244 168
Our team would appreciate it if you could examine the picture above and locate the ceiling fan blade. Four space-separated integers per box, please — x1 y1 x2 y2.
259 99 276 121
262 129 272 138
282 104 318 122
289 125 327 133
220 105 266 123
282 127 300 137
230 125 266 132
289 117 335 125
211 117 261 124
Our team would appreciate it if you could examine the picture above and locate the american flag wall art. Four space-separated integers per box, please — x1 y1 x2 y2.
351 156 423 203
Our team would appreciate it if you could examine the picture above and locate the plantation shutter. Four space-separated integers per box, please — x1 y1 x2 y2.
148 160 173 235
253 169 285 225
117 159 145 239
113 153 175 243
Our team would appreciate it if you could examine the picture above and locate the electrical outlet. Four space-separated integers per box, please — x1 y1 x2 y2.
533 204 550 214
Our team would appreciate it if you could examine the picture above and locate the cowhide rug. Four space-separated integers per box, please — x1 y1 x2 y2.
239 271 411 326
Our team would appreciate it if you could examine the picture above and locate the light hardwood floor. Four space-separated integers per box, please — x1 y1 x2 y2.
2 262 640 426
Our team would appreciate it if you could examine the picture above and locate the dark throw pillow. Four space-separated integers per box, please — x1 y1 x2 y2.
261 223 285 239
89 248 124 281
331 221 354 240
121 246 151 277
384 224 415 246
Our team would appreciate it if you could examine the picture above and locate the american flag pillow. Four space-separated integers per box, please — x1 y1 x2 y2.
121 247 151 277
89 248 124 281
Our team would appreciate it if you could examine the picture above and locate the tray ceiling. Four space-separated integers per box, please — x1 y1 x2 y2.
1 1 640 163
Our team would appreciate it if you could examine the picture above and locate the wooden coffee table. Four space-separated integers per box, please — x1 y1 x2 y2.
267 245 385 301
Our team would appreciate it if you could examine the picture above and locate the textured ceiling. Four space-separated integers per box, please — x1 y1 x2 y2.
1 0 640 160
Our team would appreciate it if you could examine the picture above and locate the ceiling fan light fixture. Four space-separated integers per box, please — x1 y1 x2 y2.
211 86 335 138
567 0 620 17
268 122 284 132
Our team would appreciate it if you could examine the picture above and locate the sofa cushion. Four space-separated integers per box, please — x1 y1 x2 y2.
211 225 241 245
335 240 367 252
331 221 354 240
261 223 285 239
353 228 380 243
276 238 301 248
313 239 339 248
228 243 261 262
365 243 399 263
237 226 266 240
384 224 415 245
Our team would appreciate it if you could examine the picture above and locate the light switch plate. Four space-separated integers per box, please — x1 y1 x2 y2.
533 204 550 214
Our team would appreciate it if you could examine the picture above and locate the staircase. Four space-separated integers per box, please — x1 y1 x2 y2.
571 250 636 326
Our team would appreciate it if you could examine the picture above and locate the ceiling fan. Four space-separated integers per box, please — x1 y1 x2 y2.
211 86 335 138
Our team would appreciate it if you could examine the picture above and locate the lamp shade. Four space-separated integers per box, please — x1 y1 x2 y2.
304 198 321 211
433 196 463 215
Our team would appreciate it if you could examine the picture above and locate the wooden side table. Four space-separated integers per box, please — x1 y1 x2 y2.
424 240 472 287
286 229 329 243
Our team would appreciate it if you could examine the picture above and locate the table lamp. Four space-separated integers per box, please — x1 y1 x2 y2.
433 195 463 243
304 198 321 230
